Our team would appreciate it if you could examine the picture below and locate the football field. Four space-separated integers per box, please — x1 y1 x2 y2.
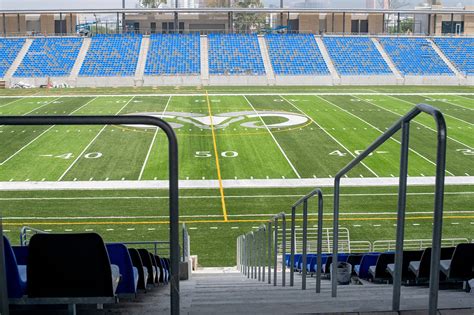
0 87 472 266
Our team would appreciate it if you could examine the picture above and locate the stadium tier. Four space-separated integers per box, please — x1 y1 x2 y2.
79 34 142 77
208 33 265 75
0 38 26 78
145 33 200 75
322 36 392 75
14 37 83 78
433 37 474 76
379 37 454 76
265 34 330 75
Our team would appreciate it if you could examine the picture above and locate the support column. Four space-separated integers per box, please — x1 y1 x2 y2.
428 14 431 35
434 14 437 35
450 13 454 34
3 14 6 36
60 13 63 35
174 12 178 33
122 0 126 32
342 12 345 34
17 13 20 34
332 13 335 33
228 12 233 33
397 13 400 33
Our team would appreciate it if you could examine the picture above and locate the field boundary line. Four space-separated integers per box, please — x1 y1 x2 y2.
57 96 135 181
0 97 99 166
1 92 474 98
206 90 228 221
324 95 455 176
359 95 473 150
4 215 474 226
138 95 172 180
243 95 301 179
280 95 379 177
0 176 472 190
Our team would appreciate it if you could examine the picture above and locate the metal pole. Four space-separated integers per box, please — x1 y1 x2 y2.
316 191 323 293
0 216 9 315
281 216 286 287
253 232 257 279
428 112 447 315
427 14 431 35
273 218 278 286
302 200 308 290
2 13 6 37
17 13 20 34
290 206 296 286
397 13 400 33
450 13 454 34
342 12 345 34
332 178 340 298
268 221 272 284
392 121 410 311
122 0 126 33
262 227 266 282
257 230 261 281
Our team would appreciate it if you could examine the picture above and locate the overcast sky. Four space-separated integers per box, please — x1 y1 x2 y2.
0 0 471 9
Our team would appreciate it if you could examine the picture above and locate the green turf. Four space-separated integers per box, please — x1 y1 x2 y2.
0 88 472 266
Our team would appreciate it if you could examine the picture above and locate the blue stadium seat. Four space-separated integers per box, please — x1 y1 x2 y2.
145 33 200 75
106 243 140 296
433 37 474 76
354 253 380 279
0 38 25 78
379 37 453 76
265 34 329 75
208 33 265 75
323 36 392 75
79 34 142 77
3 236 27 298
14 37 82 77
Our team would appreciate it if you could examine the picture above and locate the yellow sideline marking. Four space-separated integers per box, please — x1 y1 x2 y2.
4 215 473 226
206 90 228 221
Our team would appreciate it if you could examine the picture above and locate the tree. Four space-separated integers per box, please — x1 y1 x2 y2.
139 0 167 8
233 0 266 33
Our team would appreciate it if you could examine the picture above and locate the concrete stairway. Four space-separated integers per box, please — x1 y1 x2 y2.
314 36 340 84
5 38 32 79
69 37 91 80
428 38 465 81
371 37 404 82
200 35 209 85
257 35 275 84
134 36 150 86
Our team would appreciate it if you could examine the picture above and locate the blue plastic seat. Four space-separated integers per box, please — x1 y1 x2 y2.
354 253 380 279
3 236 27 298
106 243 139 296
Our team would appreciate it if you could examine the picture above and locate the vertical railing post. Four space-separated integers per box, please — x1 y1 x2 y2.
393 121 410 311
257 229 261 281
252 232 257 279
290 206 296 287
281 215 286 287
267 221 272 284
273 218 278 286
261 225 266 282
302 199 308 290
247 233 251 278
332 177 340 298
316 191 323 294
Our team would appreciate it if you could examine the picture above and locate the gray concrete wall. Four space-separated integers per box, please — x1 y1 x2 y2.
144 75 201 86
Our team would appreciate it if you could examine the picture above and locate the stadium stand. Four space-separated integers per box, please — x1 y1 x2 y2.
145 33 200 75
408 247 455 283
440 243 474 283
79 34 142 77
265 34 330 75
208 33 265 75
322 36 392 75
368 252 395 282
433 37 474 76
106 243 140 297
0 38 25 78
14 37 82 77
386 250 423 282
128 248 149 291
138 248 158 286
379 37 454 75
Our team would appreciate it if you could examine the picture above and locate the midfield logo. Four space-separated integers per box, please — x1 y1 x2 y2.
127 111 308 130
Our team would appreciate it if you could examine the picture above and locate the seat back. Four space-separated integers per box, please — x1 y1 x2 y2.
357 254 380 279
149 253 160 283
12 246 28 265
128 248 147 290
448 243 474 279
346 254 363 273
106 243 137 295
3 236 26 298
27 233 114 298
400 250 424 280
374 253 395 280
418 247 455 278
138 249 156 284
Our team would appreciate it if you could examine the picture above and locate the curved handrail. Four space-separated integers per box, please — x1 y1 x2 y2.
246 231 255 279
0 115 180 315
290 188 323 292
256 224 266 282
20 226 48 246
332 104 446 315
270 212 286 286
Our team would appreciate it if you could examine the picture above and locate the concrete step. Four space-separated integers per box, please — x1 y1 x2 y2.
200 35 209 84
69 37 91 79
5 38 32 79
371 37 404 82
427 38 465 81
134 36 150 82
257 35 275 84
314 36 340 84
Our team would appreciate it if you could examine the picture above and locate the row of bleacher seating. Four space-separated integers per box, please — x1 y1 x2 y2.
288 242 473 287
0 35 472 77
3 233 170 311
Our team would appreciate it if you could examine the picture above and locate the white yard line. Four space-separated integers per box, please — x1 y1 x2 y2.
281 95 379 178
326 95 456 176
0 191 472 201
138 96 172 180
3 210 474 221
0 97 27 109
243 95 301 179
0 97 99 166
454 95 474 109
419 96 473 125
358 95 473 150
57 96 135 181
0 97 62 128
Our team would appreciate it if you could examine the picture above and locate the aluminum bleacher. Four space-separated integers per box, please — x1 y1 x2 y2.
79 34 142 77
265 34 330 75
0 38 25 78
322 36 392 75
379 37 454 76
14 37 82 77
433 37 474 76
208 33 265 75
145 33 200 75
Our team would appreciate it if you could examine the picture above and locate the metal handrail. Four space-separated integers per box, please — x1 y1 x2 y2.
182 223 190 262
290 188 323 292
331 104 446 315
0 115 180 315
20 226 48 246
270 213 286 287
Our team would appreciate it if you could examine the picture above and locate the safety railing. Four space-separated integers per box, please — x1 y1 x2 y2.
0 115 180 315
331 104 447 315
290 188 323 292
182 223 190 262
270 213 286 286
20 226 48 246
372 238 469 252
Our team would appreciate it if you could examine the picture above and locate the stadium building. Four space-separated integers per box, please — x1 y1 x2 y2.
0 0 473 314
